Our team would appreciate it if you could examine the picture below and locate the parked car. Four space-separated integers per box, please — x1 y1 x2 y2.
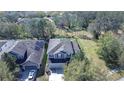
27 70 37 81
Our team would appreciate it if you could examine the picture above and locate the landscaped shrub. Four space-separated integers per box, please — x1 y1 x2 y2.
98 33 124 68
64 51 108 81
1 53 20 80
1 53 17 71
0 61 14 81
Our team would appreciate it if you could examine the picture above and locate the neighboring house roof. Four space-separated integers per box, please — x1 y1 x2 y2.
24 40 37 57
22 49 43 66
21 40 45 68
9 40 44 57
47 39 61 54
47 38 80 55
10 41 27 56
0 41 7 48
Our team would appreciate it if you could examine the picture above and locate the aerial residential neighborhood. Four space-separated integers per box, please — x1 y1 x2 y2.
0 11 124 81
0 40 45 81
1 1 124 93
0 39 80 81
2 2 124 93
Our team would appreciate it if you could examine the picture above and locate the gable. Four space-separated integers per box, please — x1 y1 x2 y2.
49 50 71 59
22 61 39 68
47 39 74 55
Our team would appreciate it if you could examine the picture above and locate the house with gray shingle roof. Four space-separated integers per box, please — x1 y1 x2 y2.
47 38 80 69
9 41 28 64
8 40 45 67
20 40 45 70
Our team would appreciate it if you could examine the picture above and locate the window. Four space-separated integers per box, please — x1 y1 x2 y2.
58 53 61 58
49 55 54 58
55 54 58 58
61 54 64 58
64 54 67 58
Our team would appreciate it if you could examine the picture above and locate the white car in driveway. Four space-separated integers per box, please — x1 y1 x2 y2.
26 70 37 81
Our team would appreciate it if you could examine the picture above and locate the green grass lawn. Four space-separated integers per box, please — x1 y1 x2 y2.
77 38 124 80
77 39 106 67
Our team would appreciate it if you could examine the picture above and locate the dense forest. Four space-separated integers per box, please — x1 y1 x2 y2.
0 11 124 39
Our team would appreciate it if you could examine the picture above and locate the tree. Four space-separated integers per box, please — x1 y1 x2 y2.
1 53 20 80
0 11 46 22
2 53 18 71
76 11 96 30
17 24 33 39
0 22 25 39
0 61 14 81
36 18 56 39
119 51 124 67
98 33 124 68
87 22 101 39
118 35 124 67
64 52 108 81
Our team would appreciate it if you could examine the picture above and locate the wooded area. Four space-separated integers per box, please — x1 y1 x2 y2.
0 11 124 39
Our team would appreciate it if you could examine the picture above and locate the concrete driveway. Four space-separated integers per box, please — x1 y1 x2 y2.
50 68 64 74
49 73 64 81
18 69 30 81
49 68 64 81
18 69 37 81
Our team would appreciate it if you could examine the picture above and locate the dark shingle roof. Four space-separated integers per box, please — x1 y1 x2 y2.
10 40 44 57
10 41 27 56
0 41 7 48
21 41 45 66
47 38 80 55
24 48 44 65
